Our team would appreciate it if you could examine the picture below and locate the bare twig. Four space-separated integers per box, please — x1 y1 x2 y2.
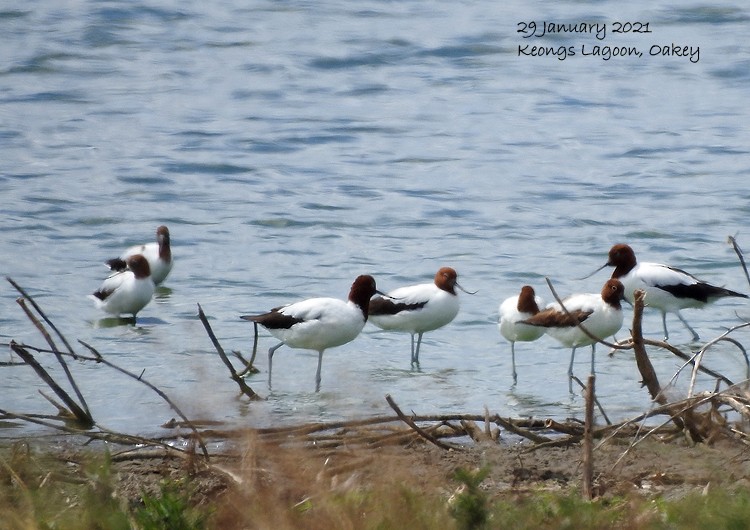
15 297 91 420
385 394 456 451
197 304 262 400
688 323 750 398
582 375 595 500
9 341 94 428
494 416 551 443
77 340 210 460
571 376 611 425
630 290 666 404
7 277 78 357
728 235 750 289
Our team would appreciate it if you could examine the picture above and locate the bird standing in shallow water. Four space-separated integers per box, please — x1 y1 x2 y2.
521 279 625 392
90 254 155 320
241 275 381 392
368 267 472 365
602 243 748 342
107 225 173 285
499 285 545 384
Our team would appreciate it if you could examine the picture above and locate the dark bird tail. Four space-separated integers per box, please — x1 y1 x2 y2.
106 258 128 271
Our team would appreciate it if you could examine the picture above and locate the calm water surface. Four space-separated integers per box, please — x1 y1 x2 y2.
2 1 750 438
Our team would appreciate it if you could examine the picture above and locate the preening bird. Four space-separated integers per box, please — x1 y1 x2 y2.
90 254 155 320
499 285 545 384
107 225 173 285
521 279 625 391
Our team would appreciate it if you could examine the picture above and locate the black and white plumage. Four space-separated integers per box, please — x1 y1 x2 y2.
368 267 469 365
90 254 155 319
522 279 625 390
107 225 173 285
498 285 545 384
605 243 747 341
241 275 380 392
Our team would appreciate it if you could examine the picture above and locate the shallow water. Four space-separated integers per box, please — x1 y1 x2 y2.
2 1 750 438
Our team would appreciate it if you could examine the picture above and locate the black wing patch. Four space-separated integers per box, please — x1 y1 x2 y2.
241 309 304 330
658 282 747 303
92 288 112 301
369 296 427 316
106 258 128 271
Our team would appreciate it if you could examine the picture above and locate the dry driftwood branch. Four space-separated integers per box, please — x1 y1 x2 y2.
641 338 734 386
14 296 92 420
571 375 611 425
9 341 94 428
630 290 666 404
728 235 750 289
197 303 262 401
7 277 78 358
628 290 707 439
492 416 550 443
385 394 456 451
582 375 595 500
77 340 210 460
688 324 750 398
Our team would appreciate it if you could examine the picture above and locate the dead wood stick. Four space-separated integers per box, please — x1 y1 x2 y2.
543 419 584 436
460 420 490 443
15 298 92 420
385 394 455 451
484 406 492 438
9 341 94 428
525 435 583 452
7 277 78 357
631 290 666 404
582 375 595 500
688 328 750 397
728 235 750 289
494 415 551 443
630 291 698 437
197 304 261 401
0 407 92 434
571 375 612 425
633 337 735 386
77 340 210 460
607 392 719 472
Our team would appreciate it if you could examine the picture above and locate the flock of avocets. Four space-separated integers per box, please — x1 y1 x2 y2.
90 226 749 392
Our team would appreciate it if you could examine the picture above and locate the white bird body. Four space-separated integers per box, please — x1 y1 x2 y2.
499 285 545 383
606 243 747 341
90 254 154 318
242 275 380 392
370 283 459 334
522 279 625 390
108 225 172 285
262 297 368 352
369 267 466 365
543 292 624 349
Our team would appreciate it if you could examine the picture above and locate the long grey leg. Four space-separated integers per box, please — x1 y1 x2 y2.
268 342 284 389
661 311 670 341
414 333 424 365
675 311 700 342
315 350 324 392
511 341 517 384
568 346 577 393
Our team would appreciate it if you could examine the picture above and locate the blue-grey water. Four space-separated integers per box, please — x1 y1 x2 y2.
2 1 750 439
